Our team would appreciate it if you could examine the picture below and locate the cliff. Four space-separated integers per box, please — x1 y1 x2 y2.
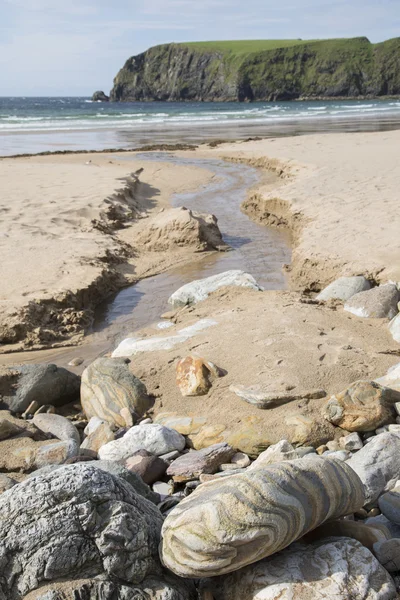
110 37 400 102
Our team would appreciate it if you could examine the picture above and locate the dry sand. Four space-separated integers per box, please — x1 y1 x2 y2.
201 129 400 290
0 153 214 351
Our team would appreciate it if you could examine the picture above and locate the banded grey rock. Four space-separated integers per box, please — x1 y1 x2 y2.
205 538 396 600
344 283 400 319
0 464 164 600
33 413 80 445
23 574 196 600
160 456 365 577
316 275 371 302
99 423 186 462
0 363 80 413
230 385 325 408
168 270 263 308
81 357 152 428
347 432 400 504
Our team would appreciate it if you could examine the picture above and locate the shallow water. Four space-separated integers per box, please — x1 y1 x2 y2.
90 153 290 349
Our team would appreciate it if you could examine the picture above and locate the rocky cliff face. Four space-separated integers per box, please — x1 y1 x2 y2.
110 38 400 102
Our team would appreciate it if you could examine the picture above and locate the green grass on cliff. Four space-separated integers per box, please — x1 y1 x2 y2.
181 40 314 54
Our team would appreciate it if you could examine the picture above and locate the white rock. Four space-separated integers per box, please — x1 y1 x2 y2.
112 319 218 358
168 270 263 308
388 424 400 434
395 402 400 416
84 416 108 436
375 361 400 392
317 276 371 302
153 481 174 497
206 538 395 600
323 450 350 461
98 423 186 461
389 313 400 343
339 432 363 451
344 284 399 319
248 440 300 470
346 432 400 504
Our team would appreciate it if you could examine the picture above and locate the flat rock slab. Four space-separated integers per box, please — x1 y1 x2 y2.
317 276 371 302
167 443 236 482
344 284 400 319
230 385 326 408
168 270 263 308
205 538 396 600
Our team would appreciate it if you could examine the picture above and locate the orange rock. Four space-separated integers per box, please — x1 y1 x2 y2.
176 356 221 397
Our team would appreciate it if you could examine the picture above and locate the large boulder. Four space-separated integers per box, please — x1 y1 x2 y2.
80 357 152 428
134 206 228 253
160 456 365 578
316 275 371 302
0 364 80 413
0 464 164 599
324 380 400 432
346 432 400 504
344 284 399 319
23 575 196 599
204 538 396 600
91 90 109 102
98 423 186 462
168 270 263 308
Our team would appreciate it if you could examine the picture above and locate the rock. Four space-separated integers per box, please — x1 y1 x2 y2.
134 206 228 252
378 487 400 524
344 283 400 319
248 440 300 470
0 464 165 598
326 439 340 451
0 473 17 493
160 456 365 577
153 481 174 496
316 275 371 302
373 538 400 572
220 452 250 470
34 439 79 467
339 432 364 451
205 538 396 600
80 357 152 428
200 469 247 482
68 357 84 367
98 423 186 461
323 449 350 461
92 90 109 101
167 443 236 482
325 380 400 432
168 270 263 308
112 319 218 357
389 313 400 343
388 424 400 434
23 575 196 600
176 356 220 396
0 363 80 413
160 450 181 462
303 518 389 549
347 432 400 504
33 413 80 444
0 418 23 440
125 449 168 485
229 384 326 408
80 421 115 457
154 413 207 435
84 416 108 436
366 514 400 538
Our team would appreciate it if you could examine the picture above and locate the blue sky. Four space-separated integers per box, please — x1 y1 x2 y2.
1 0 399 96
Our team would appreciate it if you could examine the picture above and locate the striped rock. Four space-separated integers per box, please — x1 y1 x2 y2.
160 456 365 578
81 357 152 428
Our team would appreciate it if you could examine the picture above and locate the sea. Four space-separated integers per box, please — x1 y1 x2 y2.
1 96 400 155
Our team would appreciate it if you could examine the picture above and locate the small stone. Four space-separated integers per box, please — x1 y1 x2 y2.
378 488 400 524
34 439 79 468
295 446 317 457
316 444 328 454
155 413 207 435
199 469 247 482
355 508 368 519
220 452 251 471
344 284 400 319
68 357 84 366
376 425 390 434
139 417 153 425
22 401 39 419
84 416 108 436
248 440 299 470
0 474 17 494
230 384 325 409
167 443 236 482
176 356 216 396
373 538 400 572
325 380 400 432
368 508 381 518
0 418 23 441
388 424 400 434
326 440 340 451
153 480 173 496
80 422 115 457
160 450 181 462
33 413 80 445
316 276 371 302
125 450 168 485
339 432 363 451
395 402 400 417
323 450 350 461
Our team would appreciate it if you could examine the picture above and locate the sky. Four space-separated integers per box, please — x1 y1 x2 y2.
0 0 399 96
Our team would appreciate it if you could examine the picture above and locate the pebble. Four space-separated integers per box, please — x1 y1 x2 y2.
339 432 363 452
160 450 181 462
153 481 174 497
68 357 84 367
